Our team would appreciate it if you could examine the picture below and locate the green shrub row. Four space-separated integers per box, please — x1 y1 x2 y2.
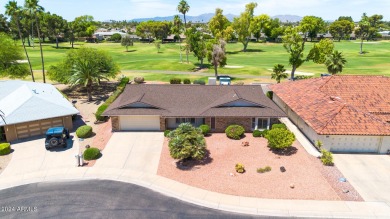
225 125 245 140
257 166 272 173
183 78 191 84
272 123 287 130
95 77 129 121
199 124 210 136
170 78 182 84
76 125 93 138
252 130 262 137
83 147 101 160
0 143 11 155
193 79 205 85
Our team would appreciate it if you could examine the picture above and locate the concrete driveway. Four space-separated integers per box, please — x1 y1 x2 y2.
334 154 390 202
0 135 79 178
94 132 164 174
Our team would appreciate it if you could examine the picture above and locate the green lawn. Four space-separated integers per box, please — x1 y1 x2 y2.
15 40 390 83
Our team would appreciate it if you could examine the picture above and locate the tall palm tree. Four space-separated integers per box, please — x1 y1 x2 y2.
271 64 288 83
325 50 347 75
177 0 190 29
25 0 45 83
5 1 35 82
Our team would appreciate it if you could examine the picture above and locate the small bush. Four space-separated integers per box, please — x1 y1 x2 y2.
193 79 205 85
235 163 245 173
225 125 245 140
170 78 182 84
76 125 93 138
266 91 273 99
315 140 323 150
134 77 145 84
164 130 171 137
183 78 191 84
272 123 287 130
257 166 272 173
266 128 295 150
83 147 101 160
320 149 334 166
252 130 262 137
199 124 210 136
0 143 11 155
261 129 269 137
95 103 109 121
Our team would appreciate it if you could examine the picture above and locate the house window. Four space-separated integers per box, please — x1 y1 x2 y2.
252 118 269 130
176 118 196 125
252 118 256 129
210 117 216 129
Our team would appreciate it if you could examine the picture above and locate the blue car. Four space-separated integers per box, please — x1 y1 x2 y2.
45 127 70 150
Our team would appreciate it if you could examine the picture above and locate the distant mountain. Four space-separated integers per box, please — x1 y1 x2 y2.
272 15 302 23
130 13 302 23
130 13 236 23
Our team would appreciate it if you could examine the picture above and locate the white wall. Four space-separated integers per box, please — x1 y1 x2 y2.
380 136 390 154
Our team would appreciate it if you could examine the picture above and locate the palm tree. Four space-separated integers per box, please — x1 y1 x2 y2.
325 50 347 75
271 64 288 83
177 0 190 28
5 0 35 82
25 0 46 83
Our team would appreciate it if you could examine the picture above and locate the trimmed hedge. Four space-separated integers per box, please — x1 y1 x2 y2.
199 124 210 136
272 123 287 130
83 147 101 160
170 78 182 84
193 79 205 85
183 78 191 84
164 130 171 137
225 125 245 140
0 143 11 155
252 130 262 137
76 125 93 138
95 77 129 121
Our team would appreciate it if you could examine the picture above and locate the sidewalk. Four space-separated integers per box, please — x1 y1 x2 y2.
0 167 389 218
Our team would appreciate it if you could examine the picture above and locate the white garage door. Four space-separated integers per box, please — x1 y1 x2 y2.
328 135 380 153
119 116 160 131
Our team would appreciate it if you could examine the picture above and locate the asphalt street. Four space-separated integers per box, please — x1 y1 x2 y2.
0 180 283 219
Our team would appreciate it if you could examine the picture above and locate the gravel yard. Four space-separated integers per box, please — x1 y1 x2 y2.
157 133 363 201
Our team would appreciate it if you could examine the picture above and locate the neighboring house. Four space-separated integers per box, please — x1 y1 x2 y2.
270 75 390 154
103 85 286 132
0 81 79 142
93 31 127 40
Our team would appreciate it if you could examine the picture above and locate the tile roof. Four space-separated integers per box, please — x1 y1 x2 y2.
270 75 390 135
103 85 286 118
0 80 79 126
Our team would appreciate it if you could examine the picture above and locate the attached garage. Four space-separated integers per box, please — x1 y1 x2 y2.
325 135 381 153
119 115 160 131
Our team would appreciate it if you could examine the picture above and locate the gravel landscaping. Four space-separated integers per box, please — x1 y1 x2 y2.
157 133 363 201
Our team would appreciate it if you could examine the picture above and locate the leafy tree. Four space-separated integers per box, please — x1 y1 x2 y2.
265 128 295 150
155 41 161 53
208 8 230 40
307 38 334 64
355 13 370 54
271 64 287 83
0 33 29 78
25 0 46 82
121 35 133 52
168 123 206 161
185 26 207 67
325 50 347 75
250 14 271 41
232 2 257 51
0 14 10 33
5 0 34 81
172 15 183 62
208 39 227 77
47 47 120 101
177 0 190 28
282 27 305 80
328 20 354 41
367 14 383 40
263 18 284 42
299 16 326 41
110 33 122 42
41 12 68 48
338 16 353 22
72 15 97 42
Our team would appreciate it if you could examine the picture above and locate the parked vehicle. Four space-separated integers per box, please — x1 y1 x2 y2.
219 76 231 85
45 127 70 150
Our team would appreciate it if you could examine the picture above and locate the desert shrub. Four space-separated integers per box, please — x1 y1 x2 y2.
266 91 273 99
225 125 245 140
272 123 287 130
83 147 101 160
257 166 272 173
252 130 262 137
164 130 171 137
134 77 145 84
199 124 210 136
320 149 334 166
261 129 269 137
266 128 295 150
315 140 323 150
183 78 191 84
170 78 182 84
76 125 93 138
193 79 205 85
168 123 206 160
235 163 245 173
0 143 11 155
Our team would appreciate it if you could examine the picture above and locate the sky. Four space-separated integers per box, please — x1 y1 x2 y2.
1 0 389 21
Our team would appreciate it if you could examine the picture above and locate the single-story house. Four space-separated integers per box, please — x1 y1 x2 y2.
270 75 390 154
103 85 286 132
0 81 79 142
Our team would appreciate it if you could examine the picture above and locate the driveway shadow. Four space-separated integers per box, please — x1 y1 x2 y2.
47 136 75 152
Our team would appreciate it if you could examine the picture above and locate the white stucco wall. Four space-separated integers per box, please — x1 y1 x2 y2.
380 136 390 154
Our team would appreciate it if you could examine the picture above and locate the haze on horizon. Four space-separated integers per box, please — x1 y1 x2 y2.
0 0 389 21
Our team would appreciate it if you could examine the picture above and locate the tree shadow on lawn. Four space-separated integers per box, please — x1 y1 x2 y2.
226 49 265 54
124 50 137 53
51 46 79 50
175 150 213 171
269 146 298 156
